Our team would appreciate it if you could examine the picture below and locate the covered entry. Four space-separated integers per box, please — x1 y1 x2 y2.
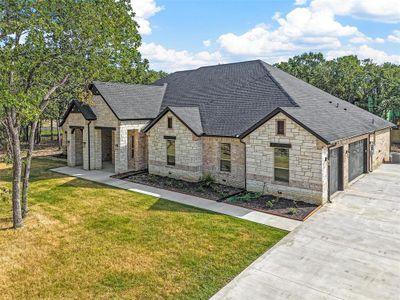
329 147 343 195
348 139 367 182
97 127 115 172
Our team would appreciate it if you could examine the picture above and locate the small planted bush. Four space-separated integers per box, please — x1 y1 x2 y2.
288 207 298 215
265 200 274 209
200 173 216 187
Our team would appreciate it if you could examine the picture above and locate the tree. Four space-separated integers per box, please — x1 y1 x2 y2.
275 52 400 122
0 0 152 228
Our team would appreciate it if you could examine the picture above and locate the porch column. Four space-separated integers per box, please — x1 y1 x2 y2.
93 128 102 170
67 127 76 167
82 122 96 170
114 125 128 173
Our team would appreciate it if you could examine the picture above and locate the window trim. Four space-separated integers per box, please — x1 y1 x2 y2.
276 119 286 136
166 139 176 166
219 143 231 172
274 147 289 183
167 117 173 129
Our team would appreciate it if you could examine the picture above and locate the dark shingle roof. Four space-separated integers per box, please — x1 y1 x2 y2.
60 100 97 126
153 60 296 137
151 60 393 142
169 106 203 135
83 60 393 143
91 81 166 120
260 62 394 142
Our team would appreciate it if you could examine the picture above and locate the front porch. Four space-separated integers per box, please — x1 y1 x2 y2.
66 123 147 174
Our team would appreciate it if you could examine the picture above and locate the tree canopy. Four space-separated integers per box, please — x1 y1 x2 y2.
275 52 400 123
0 0 166 228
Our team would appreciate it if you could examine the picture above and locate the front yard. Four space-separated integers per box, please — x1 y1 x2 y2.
0 159 287 299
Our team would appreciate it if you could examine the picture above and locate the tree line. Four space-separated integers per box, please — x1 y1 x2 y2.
275 52 400 123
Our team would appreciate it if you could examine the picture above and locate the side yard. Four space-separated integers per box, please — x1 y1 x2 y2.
0 159 287 299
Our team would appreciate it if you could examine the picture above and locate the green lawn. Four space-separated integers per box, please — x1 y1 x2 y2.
0 159 287 299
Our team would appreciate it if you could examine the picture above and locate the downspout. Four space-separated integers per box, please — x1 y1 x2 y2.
239 137 247 190
88 121 91 170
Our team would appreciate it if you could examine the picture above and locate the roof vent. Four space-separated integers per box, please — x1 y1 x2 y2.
336 103 339 108
344 108 347 111
372 118 375 124
329 101 332 104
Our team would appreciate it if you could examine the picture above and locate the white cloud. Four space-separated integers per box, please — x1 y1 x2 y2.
310 0 400 23
203 40 211 47
131 0 163 35
350 36 385 44
294 0 308 5
388 30 400 43
327 45 400 64
217 7 359 56
139 42 225 71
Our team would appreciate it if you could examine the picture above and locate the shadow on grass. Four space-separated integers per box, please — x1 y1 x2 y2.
0 217 14 231
148 198 217 215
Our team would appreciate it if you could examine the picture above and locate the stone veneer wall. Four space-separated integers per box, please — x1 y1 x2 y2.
372 128 391 170
63 95 149 173
244 112 328 205
202 137 245 188
147 112 202 181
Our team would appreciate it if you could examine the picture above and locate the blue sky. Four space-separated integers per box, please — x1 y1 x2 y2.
132 0 400 71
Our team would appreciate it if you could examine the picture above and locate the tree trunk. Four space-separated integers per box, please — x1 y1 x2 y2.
57 119 62 150
50 119 53 141
21 121 37 218
5 114 23 229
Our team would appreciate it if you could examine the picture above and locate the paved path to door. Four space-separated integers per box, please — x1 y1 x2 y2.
51 166 300 231
211 163 400 300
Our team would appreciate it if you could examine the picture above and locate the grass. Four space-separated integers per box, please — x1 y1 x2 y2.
0 159 287 299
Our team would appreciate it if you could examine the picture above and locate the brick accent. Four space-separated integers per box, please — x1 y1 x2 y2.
128 130 148 171
202 137 245 188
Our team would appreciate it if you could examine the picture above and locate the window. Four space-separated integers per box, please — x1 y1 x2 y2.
166 139 175 165
131 135 135 158
220 143 231 172
167 117 173 129
276 120 285 135
274 148 289 182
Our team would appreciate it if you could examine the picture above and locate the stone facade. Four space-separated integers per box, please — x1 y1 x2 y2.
244 113 328 205
371 128 391 170
202 137 245 188
62 95 149 173
63 96 391 206
147 112 202 181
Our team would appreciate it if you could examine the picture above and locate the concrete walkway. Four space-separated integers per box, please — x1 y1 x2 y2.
51 166 301 231
211 163 400 300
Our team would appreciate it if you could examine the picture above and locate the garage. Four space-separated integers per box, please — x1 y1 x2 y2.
329 147 343 195
348 139 367 182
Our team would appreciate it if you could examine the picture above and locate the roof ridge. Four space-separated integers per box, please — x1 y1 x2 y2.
93 81 164 88
258 61 299 107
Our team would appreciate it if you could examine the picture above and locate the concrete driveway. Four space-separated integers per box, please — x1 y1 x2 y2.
212 164 400 300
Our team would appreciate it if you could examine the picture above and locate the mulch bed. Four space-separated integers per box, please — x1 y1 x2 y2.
124 172 243 201
224 192 319 221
